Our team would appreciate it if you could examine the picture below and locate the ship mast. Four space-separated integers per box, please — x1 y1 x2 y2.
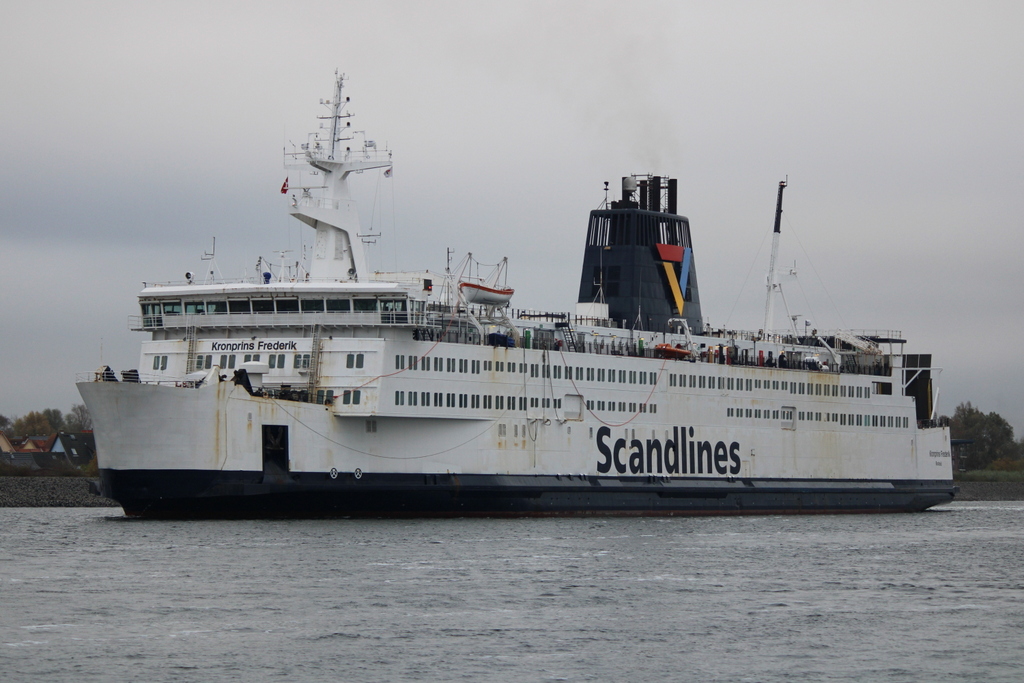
762 180 787 334
286 72 392 282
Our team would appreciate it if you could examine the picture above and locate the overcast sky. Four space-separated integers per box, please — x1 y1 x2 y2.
2 1 1023 433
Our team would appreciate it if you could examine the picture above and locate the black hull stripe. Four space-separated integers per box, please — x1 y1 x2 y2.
99 469 957 519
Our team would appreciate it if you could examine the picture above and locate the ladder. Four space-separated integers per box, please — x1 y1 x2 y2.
184 320 197 372
305 324 323 398
557 321 578 352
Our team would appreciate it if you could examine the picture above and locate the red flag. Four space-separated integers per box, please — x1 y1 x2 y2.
384 167 392 178
280 177 289 194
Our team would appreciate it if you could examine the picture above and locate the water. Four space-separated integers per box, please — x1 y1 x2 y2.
2 503 1023 682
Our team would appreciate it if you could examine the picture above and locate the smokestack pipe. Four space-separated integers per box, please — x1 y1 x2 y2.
651 176 661 212
668 178 677 214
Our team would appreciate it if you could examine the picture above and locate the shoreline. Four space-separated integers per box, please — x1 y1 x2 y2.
0 477 1022 508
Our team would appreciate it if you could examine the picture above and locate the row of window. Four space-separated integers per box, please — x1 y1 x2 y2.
315 388 362 405
669 373 878 399
143 298 419 316
188 353 312 371
393 354 657 386
726 406 909 428
585 400 658 414
393 391 565 412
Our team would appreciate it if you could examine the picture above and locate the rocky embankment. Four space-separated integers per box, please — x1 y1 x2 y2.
0 477 118 507
1 476 1022 507
954 481 1024 502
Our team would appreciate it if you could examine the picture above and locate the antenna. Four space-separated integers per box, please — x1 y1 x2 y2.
762 179 788 333
201 237 222 284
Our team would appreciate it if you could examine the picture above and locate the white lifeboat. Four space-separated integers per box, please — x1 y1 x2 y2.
459 281 515 306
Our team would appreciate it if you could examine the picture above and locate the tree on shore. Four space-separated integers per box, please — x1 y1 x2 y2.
11 411 55 438
65 404 92 432
0 414 10 435
948 402 1020 469
42 408 65 433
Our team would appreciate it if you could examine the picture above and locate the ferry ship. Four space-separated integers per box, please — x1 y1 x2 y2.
78 74 955 518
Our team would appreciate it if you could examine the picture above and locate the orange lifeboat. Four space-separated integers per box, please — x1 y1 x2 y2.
654 343 692 360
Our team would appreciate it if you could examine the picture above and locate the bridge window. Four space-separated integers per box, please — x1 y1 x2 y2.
276 299 299 313
326 299 350 312
185 301 205 315
207 301 227 314
228 300 251 314
252 299 274 313
301 299 325 312
353 299 377 312
162 302 182 315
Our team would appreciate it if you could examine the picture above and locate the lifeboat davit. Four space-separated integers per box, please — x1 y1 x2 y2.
460 281 514 306
654 343 692 360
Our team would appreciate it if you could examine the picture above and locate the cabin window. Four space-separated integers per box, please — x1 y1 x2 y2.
344 353 363 369
229 300 251 314
326 299 350 312
459 359 468 373
268 354 285 369
301 299 325 312
252 299 274 313
207 301 227 314
353 299 377 312
276 299 299 313
294 354 311 369
459 394 468 408
162 301 182 315
472 360 481 374
395 355 405 370
185 301 205 315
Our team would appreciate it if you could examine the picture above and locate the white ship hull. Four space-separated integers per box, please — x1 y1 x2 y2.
78 339 954 517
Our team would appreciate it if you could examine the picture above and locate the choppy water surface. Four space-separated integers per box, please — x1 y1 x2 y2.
2 503 1023 682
